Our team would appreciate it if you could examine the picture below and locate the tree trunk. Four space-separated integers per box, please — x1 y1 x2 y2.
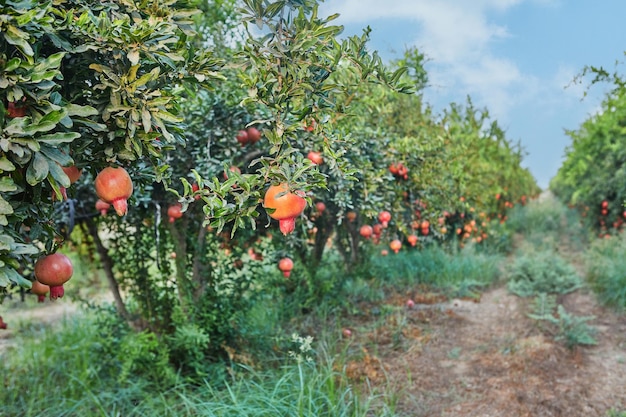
85 217 132 322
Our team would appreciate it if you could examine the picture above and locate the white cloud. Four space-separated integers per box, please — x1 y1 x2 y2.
320 0 552 122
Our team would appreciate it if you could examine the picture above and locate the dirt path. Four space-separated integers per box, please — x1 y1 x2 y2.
367 286 625 416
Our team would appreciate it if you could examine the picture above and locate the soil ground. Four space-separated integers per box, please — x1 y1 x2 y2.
346 286 626 416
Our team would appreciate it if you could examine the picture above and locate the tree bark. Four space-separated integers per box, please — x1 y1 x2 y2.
85 217 132 322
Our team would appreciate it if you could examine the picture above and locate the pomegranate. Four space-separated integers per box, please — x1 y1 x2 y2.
342 328 352 338
372 224 383 236
0 316 6 330
236 130 249 146
167 203 183 223
359 225 373 238
602 200 609 209
6 101 26 118
34 253 73 299
31 280 50 303
95 199 110 216
278 257 294 278
315 201 326 215
389 239 402 254
381 249 389 256
406 299 415 309
407 234 418 247
346 211 357 222
263 183 307 235
378 211 391 227
247 127 262 143
389 163 400 175
307 151 323 165
62 166 82 184
94 167 133 216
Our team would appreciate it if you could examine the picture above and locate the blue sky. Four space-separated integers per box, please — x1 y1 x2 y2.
319 0 626 188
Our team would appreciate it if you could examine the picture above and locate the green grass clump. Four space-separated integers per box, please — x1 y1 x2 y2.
585 234 626 310
0 310 393 417
369 245 502 298
506 250 582 297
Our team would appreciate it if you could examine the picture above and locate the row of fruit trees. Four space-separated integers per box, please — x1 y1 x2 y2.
0 0 539 372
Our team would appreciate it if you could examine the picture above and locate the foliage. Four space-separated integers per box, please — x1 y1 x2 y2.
551 62 626 236
506 250 582 297
528 301 597 350
585 233 626 310
0 310 394 417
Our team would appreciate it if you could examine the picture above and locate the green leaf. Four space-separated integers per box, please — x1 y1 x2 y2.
26 152 49 185
37 132 80 145
0 157 16 172
65 103 99 117
48 161 70 188
39 144 73 166
0 196 14 216
0 177 17 192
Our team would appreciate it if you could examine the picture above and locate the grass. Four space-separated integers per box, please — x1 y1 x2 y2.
0 312 397 417
585 233 626 310
367 244 502 298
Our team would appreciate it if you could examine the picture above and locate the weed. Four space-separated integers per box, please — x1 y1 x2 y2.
528 299 597 350
506 250 582 297
585 234 626 310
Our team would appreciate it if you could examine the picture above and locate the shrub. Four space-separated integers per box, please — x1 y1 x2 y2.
585 234 626 310
506 250 582 297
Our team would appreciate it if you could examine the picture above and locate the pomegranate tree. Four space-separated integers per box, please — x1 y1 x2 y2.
31 280 50 303
34 253 74 299
278 257 294 277
94 167 133 216
263 183 307 235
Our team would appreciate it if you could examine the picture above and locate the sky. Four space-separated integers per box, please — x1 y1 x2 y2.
318 0 626 189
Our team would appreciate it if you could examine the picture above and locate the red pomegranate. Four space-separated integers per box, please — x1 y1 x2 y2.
236 130 249 146
307 151 323 165
34 253 74 299
95 199 110 216
62 166 82 184
31 280 50 303
94 167 133 216
0 316 6 330
389 239 402 254
407 234 418 247
372 224 383 236
378 211 391 227
191 183 201 200
346 211 357 222
247 127 262 143
278 257 294 278
167 203 183 223
6 101 26 118
315 201 326 215
264 183 307 235
359 225 373 238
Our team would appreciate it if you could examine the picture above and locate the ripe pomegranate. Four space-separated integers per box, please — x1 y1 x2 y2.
342 328 352 338
389 163 400 175
167 203 183 223
31 280 50 303
192 183 201 200
0 316 6 330
6 101 26 118
359 225 373 238
315 201 326 215
236 130 249 146
346 211 357 222
278 257 294 278
62 166 82 184
378 211 391 227
389 239 402 254
407 234 418 247
34 253 73 299
372 224 383 236
95 199 110 216
307 151 323 165
247 127 262 143
94 167 133 216
602 200 609 209
406 299 415 309
381 249 389 256
264 183 307 235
